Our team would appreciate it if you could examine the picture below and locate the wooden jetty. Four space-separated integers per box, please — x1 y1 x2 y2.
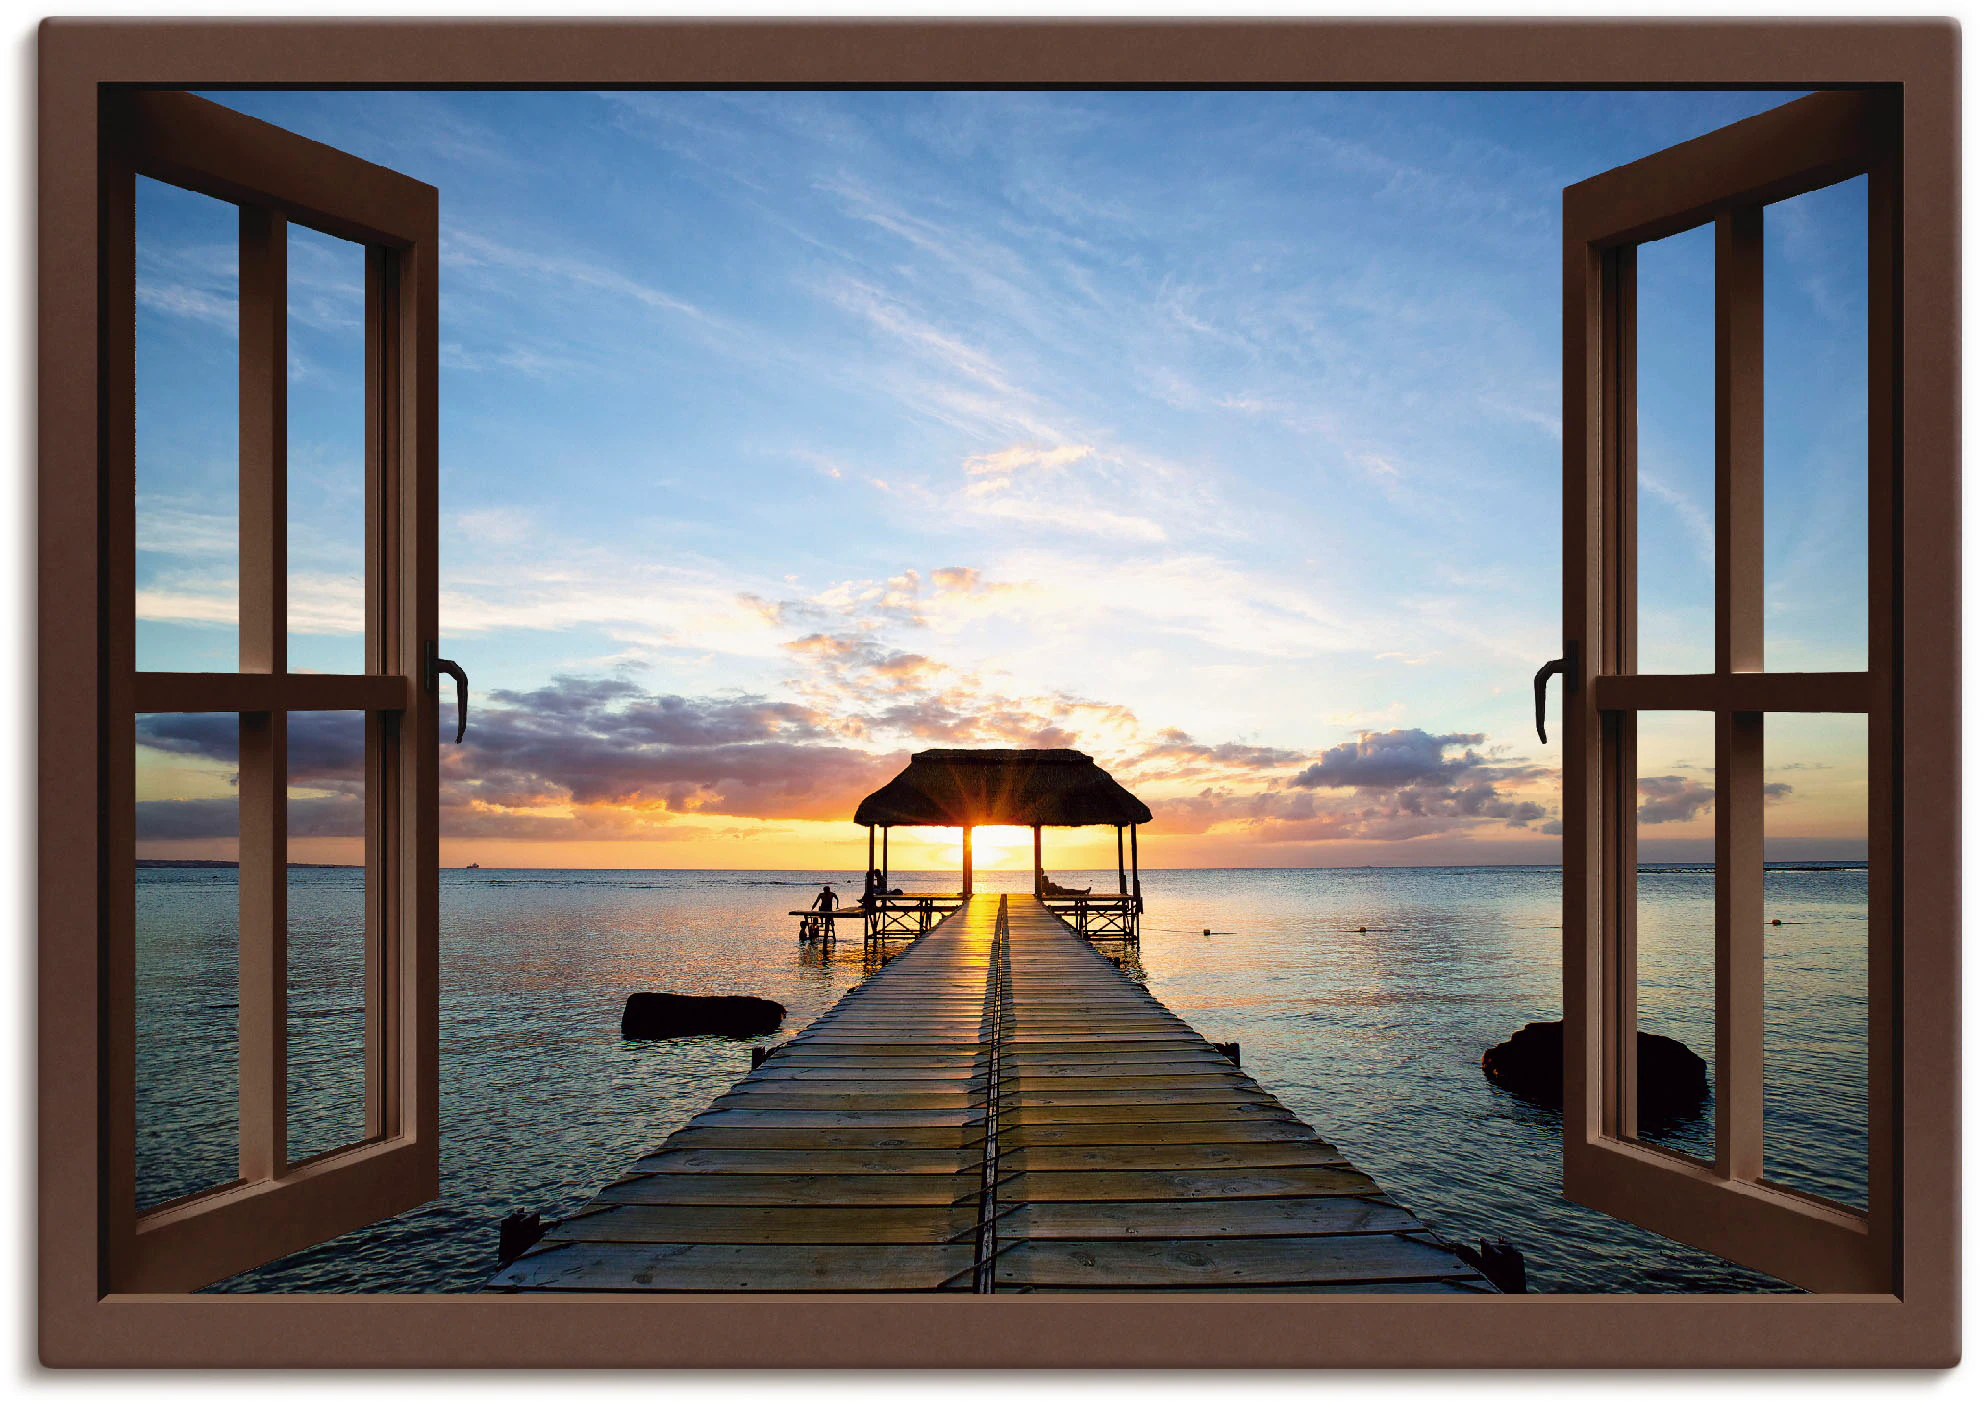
489 893 1495 1293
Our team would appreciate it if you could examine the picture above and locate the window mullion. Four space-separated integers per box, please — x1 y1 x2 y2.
1605 244 1639 1142
1608 712 1640 1140
237 204 288 1180
1713 710 1765 1180
1715 205 1766 674
1863 124 1900 1275
362 245 396 1139
236 713 288 1178
1713 203 1766 1183
101 130 143 1272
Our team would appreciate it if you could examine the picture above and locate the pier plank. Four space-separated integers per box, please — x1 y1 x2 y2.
596 1172 977 1207
661 1125 979 1151
1001 1120 1324 1148
997 1166 1382 1202
999 1143 1350 1173
993 1235 1482 1290
694 1107 982 1128
1005 1102 1298 1126
997 1197 1420 1239
630 1147 976 1175
552 1204 977 1244
489 1241 975 1292
713 1091 980 1110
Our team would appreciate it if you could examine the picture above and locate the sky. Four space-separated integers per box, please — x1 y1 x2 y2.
130 88 1872 870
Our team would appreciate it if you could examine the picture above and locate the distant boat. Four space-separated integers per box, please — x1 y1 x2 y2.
466 862 481 870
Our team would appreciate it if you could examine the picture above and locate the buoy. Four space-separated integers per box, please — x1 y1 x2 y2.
1357 926 1367 933
1770 918 1783 926
1202 928 1212 936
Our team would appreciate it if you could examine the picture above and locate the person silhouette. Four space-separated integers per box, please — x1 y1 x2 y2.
814 883 837 916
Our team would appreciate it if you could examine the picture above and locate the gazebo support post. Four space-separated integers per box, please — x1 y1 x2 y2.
1116 825 1126 895
865 823 876 938
1033 825 1043 898
962 826 973 898
1129 822 1142 940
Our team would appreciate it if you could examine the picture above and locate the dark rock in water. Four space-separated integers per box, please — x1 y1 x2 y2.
1483 1019 1707 1122
621 991 785 1040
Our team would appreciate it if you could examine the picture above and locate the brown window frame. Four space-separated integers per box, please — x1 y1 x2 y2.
100 90 440 1292
36 18 1957 1370
1560 90 1900 1294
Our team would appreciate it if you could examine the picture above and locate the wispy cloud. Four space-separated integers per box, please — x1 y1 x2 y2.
963 443 1094 478
1640 468 1716 566
136 281 235 329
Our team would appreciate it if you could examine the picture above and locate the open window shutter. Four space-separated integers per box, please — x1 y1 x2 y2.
1560 90 1898 1294
102 90 439 1292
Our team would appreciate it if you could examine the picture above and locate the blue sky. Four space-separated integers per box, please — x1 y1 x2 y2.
131 88 1872 867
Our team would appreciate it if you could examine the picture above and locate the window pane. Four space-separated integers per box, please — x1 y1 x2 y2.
287 226 369 674
287 712 370 1163
134 712 242 1211
1630 710 1717 1161
1634 226 1717 675
135 178 238 672
1762 713 1869 1208
1764 177 1869 672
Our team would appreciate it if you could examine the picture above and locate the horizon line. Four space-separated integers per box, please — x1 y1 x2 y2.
137 858 1872 873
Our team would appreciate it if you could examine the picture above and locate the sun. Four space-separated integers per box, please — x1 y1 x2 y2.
969 825 1034 869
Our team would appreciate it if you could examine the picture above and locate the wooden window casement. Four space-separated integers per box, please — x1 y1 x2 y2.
1560 90 1900 1293
38 20 1957 1369
101 90 440 1292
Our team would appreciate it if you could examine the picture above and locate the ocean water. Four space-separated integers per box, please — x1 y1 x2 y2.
131 863 1869 1294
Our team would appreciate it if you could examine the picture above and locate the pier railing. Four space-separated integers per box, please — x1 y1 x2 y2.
798 891 1132 950
868 892 967 941
1040 891 1139 944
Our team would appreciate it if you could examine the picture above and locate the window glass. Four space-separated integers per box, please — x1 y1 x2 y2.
1635 225 1716 675
287 225 369 674
1763 177 1869 672
287 712 370 1163
135 178 238 672
1630 710 1718 1161
135 712 241 1210
1761 713 1869 1208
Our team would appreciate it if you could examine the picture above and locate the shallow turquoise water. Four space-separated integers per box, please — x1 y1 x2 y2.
130 863 1867 1293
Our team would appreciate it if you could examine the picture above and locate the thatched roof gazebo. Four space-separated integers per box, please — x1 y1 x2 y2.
853 748 1151 907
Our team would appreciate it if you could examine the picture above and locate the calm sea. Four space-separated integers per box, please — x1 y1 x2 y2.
132 863 1868 1294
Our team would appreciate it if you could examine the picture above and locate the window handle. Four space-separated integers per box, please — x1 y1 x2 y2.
426 642 468 743
1532 641 1579 744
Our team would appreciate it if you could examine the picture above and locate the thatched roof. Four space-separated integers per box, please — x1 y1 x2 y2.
853 748 1152 828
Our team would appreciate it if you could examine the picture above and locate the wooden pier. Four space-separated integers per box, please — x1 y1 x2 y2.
489 894 1494 1293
